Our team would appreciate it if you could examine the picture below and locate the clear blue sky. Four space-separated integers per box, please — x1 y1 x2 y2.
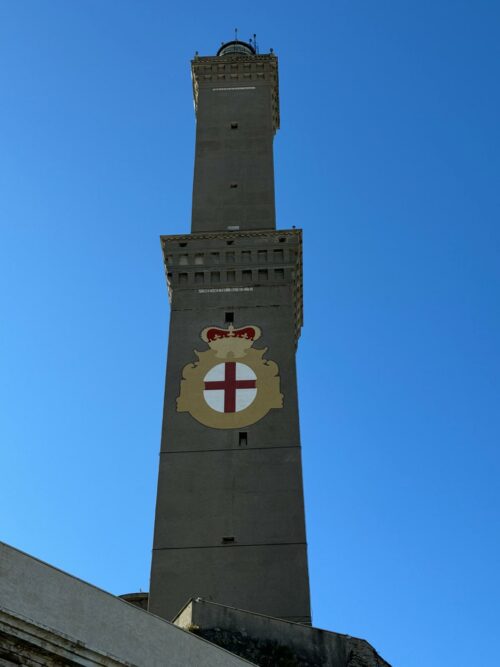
1 2 499 665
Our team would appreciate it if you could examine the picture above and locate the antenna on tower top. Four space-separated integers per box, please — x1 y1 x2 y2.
234 27 238 41
249 33 259 54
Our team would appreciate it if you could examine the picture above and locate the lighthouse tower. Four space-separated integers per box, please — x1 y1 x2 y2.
148 39 311 625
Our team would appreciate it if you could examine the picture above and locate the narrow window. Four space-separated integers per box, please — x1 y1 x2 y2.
195 272 204 284
241 250 251 262
225 312 234 323
242 270 252 282
230 122 238 129
279 237 287 243
179 254 188 265
273 249 284 262
222 536 235 544
179 273 188 284
179 242 187 247
226 251 235 262
258 269 268 281
211 251 220 264
239 432 248 447
194 253 204 265
227 270 236 283
274 268 284 280
211 271 220 282
230 183 238 189
258 249 267 262
226 240 234 246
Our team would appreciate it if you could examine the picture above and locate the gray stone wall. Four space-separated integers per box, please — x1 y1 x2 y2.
0 542 252 666
175 599 391 667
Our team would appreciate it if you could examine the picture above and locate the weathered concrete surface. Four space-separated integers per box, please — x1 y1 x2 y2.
174 598 391 667
0 542 254 666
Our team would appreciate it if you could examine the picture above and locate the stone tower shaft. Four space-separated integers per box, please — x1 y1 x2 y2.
149 42 310 624
191 49 280 233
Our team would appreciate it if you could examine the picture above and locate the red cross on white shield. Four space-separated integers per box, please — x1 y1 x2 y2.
203 362 257 413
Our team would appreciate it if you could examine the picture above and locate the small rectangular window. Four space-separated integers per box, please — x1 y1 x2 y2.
230 183 238 189
179 254 188 265
258 269 268 281
227 270 236 283
241 250 251 262
195 272 204 284
242 270 252 282
273 249 284 262
239 432 247 447
274 268 284 280
194 253 204 265
225 312 234 323
226 251 235 262
211 252 220 264
230 122 238 129
211 271 220 282
222 536 235 544
258 250 267 262
179 273 188 284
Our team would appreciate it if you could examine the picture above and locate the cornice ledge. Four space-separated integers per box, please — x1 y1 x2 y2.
192 53 277 64
161 229 301 243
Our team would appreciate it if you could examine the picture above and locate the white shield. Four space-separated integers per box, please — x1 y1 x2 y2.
203 362 257 413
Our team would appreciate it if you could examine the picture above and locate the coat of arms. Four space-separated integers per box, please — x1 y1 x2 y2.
177 324 283 429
